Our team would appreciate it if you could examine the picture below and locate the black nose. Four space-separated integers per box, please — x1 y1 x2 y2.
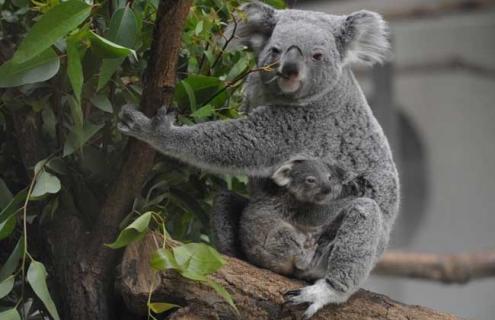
321 187 331 195
281 62 299 78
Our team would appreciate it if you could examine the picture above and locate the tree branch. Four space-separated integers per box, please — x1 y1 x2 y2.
119 234 460 320
374 250 495 284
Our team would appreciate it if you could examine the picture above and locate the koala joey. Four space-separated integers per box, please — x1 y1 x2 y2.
118 1 399 318
240 157 366 278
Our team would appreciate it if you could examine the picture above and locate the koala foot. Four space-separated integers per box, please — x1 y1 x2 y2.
283 279 348 319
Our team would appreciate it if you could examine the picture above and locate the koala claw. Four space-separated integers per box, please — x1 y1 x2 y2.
118 104 151 138
283 280 345 319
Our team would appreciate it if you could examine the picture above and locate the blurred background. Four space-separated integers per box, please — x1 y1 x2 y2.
295 0 495 319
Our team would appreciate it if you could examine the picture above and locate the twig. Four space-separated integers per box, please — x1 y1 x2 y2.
208 13 238 74
374 250 495 284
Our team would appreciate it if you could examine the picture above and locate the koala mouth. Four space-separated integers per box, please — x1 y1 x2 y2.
277 75 302 94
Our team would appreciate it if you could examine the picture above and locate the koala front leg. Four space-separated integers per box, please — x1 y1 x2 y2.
118 105 295 176
210 190 249 258
284 198 382 319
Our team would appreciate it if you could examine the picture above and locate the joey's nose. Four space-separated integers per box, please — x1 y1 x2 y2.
321 187 331 195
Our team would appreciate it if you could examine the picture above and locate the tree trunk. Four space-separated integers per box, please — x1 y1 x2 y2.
45 1 192 319
119 233 460 320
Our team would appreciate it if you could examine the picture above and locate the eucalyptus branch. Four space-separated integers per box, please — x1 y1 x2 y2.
208 13 238 74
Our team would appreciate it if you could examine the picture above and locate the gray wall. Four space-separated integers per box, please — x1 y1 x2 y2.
298 1 495 319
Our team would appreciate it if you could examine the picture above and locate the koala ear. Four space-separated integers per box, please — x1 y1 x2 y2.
336 10 390 66
226 1 277 54
272 163 293 187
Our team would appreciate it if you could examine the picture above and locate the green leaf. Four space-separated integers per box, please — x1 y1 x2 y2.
90 94 113 113
67 38 84 103
27 260 60 320
31 170 61 198
175 75 226 109
97 6 138 90
63 122 104 156
150 248 179 271
11 0 91 64
182 80 197 111
0 308 21 320
0 215 16 240
0 189 27 224
0 275 15 299
89 31 136 59
191 104 215 120
0 178 13 209
148 302 180 314
206 279 237 312
225 55 250 82
172 243 225 276
194 20 203 35
0 48 60 88
0 238 24 281
106 212 152 249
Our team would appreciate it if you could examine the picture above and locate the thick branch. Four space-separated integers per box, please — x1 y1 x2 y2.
119 234 460 320
374 250 495 284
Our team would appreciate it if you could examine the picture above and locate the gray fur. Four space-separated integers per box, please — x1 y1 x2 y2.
241 158 363 278
118 2 399 318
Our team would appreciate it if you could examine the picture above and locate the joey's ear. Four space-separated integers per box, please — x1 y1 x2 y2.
272 163 293 186
336 10 390 66
226 1 278 54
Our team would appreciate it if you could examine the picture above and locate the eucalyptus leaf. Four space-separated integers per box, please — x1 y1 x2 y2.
10 0 91 64
90 94 113 113
63 122 104 156
106 211 152 249
27 260 61 320
89 31 136 59
97 6 138 90
0 178 13 209
172 243 225 276
0 275 15 299
150 248 179 271
0 189 27 224
148 302 180 314
191 104 215 120
0 48 60 88
0 215 16 240
0 308 21 320
0 238 24 281
31 170 61 198
206 279 237 312
67 37 84 103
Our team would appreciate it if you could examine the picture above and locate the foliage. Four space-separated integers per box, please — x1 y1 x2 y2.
0 0 286 318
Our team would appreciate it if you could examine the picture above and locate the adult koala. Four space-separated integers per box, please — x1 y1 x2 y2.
118 1 399 318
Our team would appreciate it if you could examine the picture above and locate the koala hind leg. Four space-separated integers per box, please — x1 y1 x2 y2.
285 198 382 319
210 190 248 258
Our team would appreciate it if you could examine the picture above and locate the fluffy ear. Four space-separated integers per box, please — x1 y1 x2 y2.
226 1 277 54
336 10 390 66
272 163 293 186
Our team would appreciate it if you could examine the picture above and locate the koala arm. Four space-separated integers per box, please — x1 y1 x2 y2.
118 105 297 176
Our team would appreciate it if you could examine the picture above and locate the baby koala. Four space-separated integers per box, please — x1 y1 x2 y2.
240 158 363 276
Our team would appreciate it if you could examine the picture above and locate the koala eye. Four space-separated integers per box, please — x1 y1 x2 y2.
305 176 317 184
271 47 281 57
312 53 323 61
328 175 333 181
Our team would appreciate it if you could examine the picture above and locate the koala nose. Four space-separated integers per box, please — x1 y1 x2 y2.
321 187 332 195
280 45 303 78
281 62 299 78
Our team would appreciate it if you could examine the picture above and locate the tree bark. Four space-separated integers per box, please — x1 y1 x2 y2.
375 250 495 284
119 233 460 320
45 1 192 319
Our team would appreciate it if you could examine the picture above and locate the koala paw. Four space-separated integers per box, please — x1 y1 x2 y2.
283 279 347 319
117 104 151 138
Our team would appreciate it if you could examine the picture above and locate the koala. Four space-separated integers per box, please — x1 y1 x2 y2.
240 157 365 278
118 1 399 318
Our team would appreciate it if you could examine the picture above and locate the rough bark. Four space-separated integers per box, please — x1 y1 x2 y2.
375 250 495 284
119 234 460 320
45 1 192 319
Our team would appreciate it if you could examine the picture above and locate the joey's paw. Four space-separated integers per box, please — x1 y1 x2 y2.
117 104 151 138
283 280 347 319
